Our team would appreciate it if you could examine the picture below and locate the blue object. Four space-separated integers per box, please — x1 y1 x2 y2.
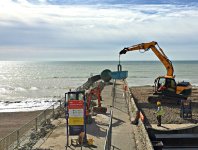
180 99 192 119
69 126 84 135
111 71 128 79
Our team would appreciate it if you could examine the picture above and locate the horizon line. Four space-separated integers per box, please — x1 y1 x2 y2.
0 60 198 62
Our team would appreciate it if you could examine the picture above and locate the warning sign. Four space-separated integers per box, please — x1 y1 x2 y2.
69 117 84 125
68 100 84 109
69 109 83 117
68 100 84 126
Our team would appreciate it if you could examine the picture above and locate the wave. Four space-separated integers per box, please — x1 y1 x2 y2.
0 98 60 112
0 88 9 94
0 86 14 94
0 85 40 94
29 87 39 90
0 85 14 90
14 87 27 92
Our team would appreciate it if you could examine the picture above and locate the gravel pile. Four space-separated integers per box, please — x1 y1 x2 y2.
130 86 198 125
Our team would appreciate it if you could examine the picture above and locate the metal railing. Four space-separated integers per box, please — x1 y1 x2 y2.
111 80 116 107
0 99 64 150
104 110 113 150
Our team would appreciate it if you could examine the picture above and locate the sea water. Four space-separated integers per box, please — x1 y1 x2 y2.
0 61 197 112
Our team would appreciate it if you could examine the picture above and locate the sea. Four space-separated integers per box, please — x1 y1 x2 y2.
0 61 197 112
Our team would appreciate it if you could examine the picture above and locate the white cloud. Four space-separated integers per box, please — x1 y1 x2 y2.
0 1 198 60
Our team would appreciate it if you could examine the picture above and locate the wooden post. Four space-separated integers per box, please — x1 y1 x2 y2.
53 105 55 118
35 118 38 131
59 100 62 110
17 130 19 149
44 110 46 123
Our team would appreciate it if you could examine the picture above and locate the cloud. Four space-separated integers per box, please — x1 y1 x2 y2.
23 0 198 5
0 0 198 60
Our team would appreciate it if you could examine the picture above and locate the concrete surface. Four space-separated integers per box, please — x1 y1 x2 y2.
33 81 138 150
111 81 137 150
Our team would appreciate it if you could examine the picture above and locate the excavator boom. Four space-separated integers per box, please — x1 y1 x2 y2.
119 41 174 77
119 41 192 103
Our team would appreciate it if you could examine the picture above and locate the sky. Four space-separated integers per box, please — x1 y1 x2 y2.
0 0 198 61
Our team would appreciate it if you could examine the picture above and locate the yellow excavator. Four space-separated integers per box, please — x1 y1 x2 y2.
119 41 192 104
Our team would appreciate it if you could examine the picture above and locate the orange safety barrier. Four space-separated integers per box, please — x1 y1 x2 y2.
123 85 128 91
139 112 145 122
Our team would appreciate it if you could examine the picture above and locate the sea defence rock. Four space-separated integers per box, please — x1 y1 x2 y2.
77 69 112 91
100 69 112 82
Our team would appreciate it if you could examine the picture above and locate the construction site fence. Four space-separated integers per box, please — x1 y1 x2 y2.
104 110 113 150
0 99 65 150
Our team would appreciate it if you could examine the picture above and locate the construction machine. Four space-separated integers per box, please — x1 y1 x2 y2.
76 70 110 124
85 82 107 124
119 41 192 104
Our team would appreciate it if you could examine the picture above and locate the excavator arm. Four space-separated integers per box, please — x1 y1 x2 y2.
119 41 174 77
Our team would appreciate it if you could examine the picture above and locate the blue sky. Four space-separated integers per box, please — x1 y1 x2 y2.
0 0 198 61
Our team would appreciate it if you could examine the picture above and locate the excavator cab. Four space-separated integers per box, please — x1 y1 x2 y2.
155 77 176 94
149 77 185 104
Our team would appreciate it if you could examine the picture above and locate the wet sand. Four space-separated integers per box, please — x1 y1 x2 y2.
130 86 198 125
0 111 41 139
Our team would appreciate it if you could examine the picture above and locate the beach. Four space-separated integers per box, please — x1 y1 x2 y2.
0 111 41 139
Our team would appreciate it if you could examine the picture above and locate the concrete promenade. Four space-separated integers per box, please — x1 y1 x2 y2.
33 80 137 150
110 81 137 150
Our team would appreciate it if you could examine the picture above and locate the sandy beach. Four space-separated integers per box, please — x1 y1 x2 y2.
130 86 198 125
0 111 41 139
